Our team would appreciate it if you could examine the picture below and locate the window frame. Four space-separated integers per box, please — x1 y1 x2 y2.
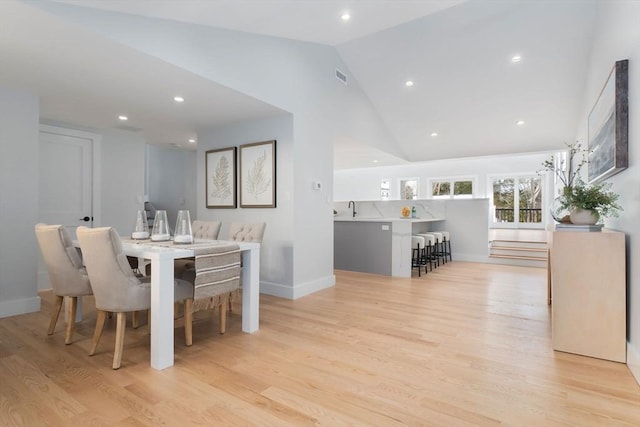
427 176 477 199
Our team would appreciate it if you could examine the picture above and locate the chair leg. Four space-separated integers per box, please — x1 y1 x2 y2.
184 298 193 347
219 297 228 334
48 295 64 335
228 291 234 313
113 312 127 370
65 297 78 345
89 310 107 356
132 311 140 329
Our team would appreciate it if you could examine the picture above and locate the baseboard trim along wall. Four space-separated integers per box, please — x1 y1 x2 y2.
627 342 640 387
260 275 336 300
0 296 41 319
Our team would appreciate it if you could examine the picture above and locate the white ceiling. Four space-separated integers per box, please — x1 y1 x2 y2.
1 0 599 168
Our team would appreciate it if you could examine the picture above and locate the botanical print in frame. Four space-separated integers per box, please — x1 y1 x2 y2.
206 147 237 208
587 59 628 184
240 140 276 208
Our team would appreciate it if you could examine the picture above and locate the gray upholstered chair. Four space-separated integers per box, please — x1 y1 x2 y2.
34 223 93 345
192 220 222 240
173 220 222 278
77 226 193 369
182 244 241 346
227 222 266 243
226 222 266 311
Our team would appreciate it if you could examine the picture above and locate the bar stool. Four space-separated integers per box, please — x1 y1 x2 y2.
411 236 426 277
440 231 452 262
415 233 437 271
428 231 445 265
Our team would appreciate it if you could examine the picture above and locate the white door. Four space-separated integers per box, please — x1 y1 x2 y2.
37 125 99 290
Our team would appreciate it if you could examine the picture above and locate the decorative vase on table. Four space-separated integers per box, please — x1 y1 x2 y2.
551 196 572 224
569 208 599 225
173 210 193 244
151 210 171 241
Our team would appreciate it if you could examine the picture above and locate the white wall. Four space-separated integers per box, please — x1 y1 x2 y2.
577 0 640 383
146 145 197 228
0 88 148 317
334 151 555 202
198 114 295 293
40 3 405 298
0 87 40 317
100 128 147 233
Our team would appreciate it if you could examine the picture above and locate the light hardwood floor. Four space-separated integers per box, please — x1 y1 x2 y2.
1 262 638 426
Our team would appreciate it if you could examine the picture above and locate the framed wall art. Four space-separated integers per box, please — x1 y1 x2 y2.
587 59 628 183
206 147 237 208
240 140 276 208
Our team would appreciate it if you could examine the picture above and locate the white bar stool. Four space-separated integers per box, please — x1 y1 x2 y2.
411 236 426 276
440 231 452 262
415 233 436 271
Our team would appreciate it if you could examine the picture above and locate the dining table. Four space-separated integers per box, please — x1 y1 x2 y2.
75 237 261 370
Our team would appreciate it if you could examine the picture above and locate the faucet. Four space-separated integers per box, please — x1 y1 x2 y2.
348 200 357 218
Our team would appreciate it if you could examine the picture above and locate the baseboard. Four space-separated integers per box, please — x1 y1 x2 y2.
260 274 336 300
0 296 41 318
627 341 640 387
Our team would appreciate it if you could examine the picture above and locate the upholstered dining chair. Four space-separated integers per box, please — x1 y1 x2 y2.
77 226 193 369
226 222 266 311
34 223 93 345
173 220 222 278
181 243 241 346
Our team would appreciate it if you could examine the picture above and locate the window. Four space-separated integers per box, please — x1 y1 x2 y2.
380 180 390 200
429 178 475 199
400 179 418 200
491 175 543 227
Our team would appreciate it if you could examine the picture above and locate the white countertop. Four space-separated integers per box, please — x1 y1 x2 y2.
334 217 444 223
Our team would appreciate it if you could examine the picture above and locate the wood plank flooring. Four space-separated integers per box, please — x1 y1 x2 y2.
1 262 639 426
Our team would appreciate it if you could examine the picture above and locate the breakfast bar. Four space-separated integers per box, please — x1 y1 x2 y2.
334 217 444 277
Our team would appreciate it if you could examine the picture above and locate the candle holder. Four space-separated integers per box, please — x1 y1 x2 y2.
131 210 149 239
151 210 171 241
173 210 193 244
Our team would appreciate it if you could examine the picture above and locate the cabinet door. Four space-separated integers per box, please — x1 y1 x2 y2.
551 230 626 363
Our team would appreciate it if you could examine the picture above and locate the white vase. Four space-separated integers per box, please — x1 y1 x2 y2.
570 208 599 225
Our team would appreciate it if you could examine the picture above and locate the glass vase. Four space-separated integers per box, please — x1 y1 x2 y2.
173 210 193 244
151 210 171 241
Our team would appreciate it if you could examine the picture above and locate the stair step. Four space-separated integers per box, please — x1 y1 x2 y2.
490 246 548 253
489 254 547 261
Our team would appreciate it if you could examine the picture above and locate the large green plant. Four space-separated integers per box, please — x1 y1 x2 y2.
540 142 623 220
566 180 622 218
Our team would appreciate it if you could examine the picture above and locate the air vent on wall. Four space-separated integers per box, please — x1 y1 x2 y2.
335 68 348 85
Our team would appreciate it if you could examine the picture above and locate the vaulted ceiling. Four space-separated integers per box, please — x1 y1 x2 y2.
1 0 598 169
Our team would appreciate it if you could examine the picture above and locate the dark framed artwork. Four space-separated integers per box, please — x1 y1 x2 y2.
587 59 628 183
206 147 237 208
239 140 276 208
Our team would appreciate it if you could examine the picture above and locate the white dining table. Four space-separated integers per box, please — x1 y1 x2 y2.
75 237 260 370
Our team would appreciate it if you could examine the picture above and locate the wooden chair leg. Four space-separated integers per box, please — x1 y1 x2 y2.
132 311 140 329
48 295 64 335
228 292 233 313
64 297 78 345
113 312 127 370
219 297 227 334
89 310 107 356
184 299 193 347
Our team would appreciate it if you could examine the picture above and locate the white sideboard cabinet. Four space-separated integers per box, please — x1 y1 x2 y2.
550 229 626 363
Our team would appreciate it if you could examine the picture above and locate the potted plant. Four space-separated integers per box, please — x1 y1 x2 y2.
540 142 622 224
565 180 622 224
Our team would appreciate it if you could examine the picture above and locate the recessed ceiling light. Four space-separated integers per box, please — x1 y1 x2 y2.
341 12 350 21
516 120 525 126
188 139 196 143
118 115 128 121
431 132 438 137
405 80 414 87
173 96 185 103
511 55 522 63
372 159 379 163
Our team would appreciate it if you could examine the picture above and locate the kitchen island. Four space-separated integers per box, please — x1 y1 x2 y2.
334 217 444 277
